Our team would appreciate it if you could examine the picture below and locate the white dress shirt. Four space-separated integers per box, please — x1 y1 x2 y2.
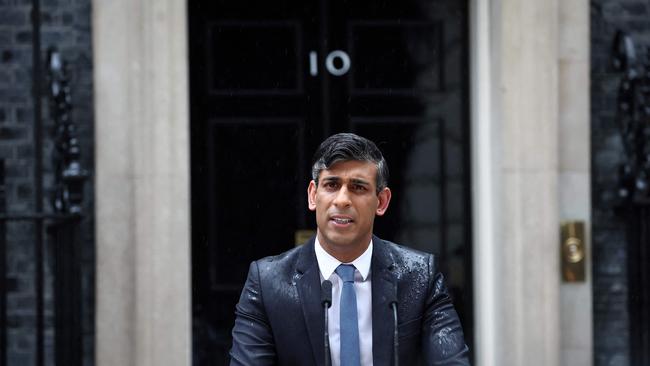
315 237 373 366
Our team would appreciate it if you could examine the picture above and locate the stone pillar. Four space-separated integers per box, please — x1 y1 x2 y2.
558 0 592 365
92 0 191 365
471 0 561 365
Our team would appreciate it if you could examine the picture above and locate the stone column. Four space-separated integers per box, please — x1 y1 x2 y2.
472 0 561 365
92 0 191 365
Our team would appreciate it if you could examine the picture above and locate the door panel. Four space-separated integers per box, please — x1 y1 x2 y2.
207 22 304 94
189 1 472 364
348 21 443 93
206 119 307 285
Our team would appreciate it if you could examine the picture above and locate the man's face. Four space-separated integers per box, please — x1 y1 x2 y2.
308 160 391 261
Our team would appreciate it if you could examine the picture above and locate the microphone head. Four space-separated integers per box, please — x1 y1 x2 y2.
321 280 333 308
388 283 398 307
387 292 398 307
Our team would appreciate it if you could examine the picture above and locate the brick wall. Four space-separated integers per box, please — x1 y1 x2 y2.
0 0 94 364
591 1 650 365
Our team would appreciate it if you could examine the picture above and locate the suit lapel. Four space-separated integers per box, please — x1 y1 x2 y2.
371 237 397 365
295 238 325 366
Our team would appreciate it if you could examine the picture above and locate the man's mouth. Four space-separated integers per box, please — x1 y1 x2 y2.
332 218 352 224
330 215 353 225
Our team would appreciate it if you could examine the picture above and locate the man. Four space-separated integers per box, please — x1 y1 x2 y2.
229 133 470 365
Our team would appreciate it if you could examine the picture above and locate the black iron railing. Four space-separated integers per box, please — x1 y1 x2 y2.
612 30 650 366
0 47 88 366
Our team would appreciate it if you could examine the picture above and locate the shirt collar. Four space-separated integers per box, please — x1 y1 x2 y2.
314 236 373 281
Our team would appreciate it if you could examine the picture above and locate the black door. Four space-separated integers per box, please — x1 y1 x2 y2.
188 1 472 364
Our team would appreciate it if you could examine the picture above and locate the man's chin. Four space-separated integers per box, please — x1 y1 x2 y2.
319 234 367 252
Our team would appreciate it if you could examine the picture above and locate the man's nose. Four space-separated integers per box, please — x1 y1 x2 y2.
333 186 352 207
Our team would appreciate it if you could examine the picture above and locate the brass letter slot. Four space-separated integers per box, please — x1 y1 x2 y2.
561 221 586 282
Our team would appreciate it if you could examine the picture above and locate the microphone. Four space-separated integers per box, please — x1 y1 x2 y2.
321 280 333 366
388 291 399 366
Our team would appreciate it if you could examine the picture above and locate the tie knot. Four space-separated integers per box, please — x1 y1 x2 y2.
335 264 356 283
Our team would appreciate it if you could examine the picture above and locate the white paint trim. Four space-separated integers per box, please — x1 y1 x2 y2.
470 0 497 365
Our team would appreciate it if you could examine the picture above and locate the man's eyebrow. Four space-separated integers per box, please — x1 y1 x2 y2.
350 178 370 185
321 176 341 182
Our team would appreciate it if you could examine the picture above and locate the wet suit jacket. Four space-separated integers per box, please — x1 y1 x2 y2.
229 236 470 365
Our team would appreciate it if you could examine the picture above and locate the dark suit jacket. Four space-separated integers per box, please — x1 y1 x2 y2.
229 236 470 365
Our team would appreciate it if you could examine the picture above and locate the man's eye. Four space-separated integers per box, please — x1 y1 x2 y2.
352 185 367 192
324 182 339 189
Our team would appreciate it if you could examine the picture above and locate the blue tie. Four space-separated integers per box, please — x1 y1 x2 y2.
335 264 361 366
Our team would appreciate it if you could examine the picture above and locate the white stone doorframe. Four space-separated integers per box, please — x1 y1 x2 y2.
93 0 191 365
470 0 591 365
470 0 562 363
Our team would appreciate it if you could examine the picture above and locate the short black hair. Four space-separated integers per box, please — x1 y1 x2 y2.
311 133 389 193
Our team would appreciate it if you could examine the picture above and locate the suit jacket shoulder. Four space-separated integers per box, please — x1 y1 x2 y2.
372 237 439 301
254 244 303 280
377 238 437 271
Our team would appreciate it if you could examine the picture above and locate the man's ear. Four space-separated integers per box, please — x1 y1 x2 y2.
376 187 391 216
307 180 317 211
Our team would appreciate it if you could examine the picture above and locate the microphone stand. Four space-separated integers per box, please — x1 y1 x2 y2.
321 280 333 366
390 301 399 366
389 282 399 366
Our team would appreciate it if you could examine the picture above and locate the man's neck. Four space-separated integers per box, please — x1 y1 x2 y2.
316 233 371 263
314 236 373 282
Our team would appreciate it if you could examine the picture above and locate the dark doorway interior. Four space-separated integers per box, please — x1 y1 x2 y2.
188 0 472 364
